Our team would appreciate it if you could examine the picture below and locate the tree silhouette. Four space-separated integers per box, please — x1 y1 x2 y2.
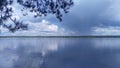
0 0 74 32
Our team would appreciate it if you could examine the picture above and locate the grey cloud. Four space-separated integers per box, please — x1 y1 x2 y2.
40 0 114 35
12 0 120 35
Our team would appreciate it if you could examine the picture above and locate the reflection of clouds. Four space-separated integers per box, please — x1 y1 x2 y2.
0 51 18 68
44 38 120 68
0 38 64 53
0 38 65 68
92 38 120 48
0 38 120 68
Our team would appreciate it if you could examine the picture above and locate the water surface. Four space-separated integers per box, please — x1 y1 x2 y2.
0 38 120 68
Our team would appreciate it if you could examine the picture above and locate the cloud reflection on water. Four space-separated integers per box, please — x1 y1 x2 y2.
0 38 120 68
0 38 65 68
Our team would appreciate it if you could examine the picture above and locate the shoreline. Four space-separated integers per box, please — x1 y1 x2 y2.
0 36 120 38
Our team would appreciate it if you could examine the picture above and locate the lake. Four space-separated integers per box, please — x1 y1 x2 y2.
0 38 120 68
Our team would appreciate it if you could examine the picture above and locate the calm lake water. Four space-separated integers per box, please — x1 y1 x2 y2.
0 38 120 68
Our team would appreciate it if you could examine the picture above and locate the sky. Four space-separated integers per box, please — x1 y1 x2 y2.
1 0 120 36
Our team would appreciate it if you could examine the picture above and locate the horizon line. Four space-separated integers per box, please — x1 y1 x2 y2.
0 35 120 38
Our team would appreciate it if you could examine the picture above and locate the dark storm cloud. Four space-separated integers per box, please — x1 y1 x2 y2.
13 0 120 35
59 0 112 35
42 0 119 35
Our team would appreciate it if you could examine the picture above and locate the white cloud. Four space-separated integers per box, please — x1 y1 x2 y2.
1 20 75 36
27 20 58 32
92 26 120 35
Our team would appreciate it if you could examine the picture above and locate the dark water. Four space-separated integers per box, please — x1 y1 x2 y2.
0 38 120 68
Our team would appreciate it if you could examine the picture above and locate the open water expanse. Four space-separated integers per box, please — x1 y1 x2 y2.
0 38 120 68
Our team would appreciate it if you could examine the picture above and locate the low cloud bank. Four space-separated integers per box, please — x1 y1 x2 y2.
93 26 120 35
0 20 75 36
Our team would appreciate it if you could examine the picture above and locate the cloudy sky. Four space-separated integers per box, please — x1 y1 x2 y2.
1 0 120 36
